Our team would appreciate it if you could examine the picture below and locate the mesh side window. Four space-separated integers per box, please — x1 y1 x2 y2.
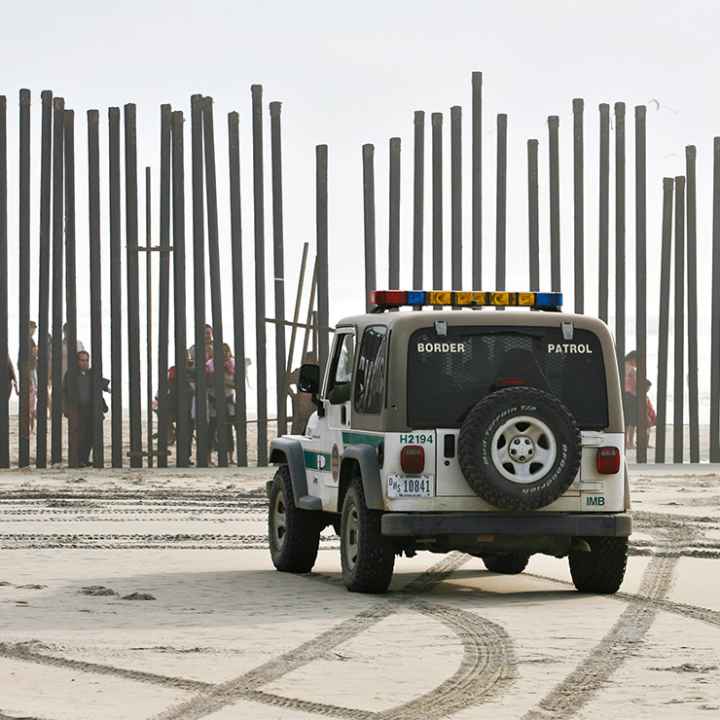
354 326 388 414
408 327 608 429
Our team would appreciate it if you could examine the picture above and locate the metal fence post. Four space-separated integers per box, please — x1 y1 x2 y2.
36 90 53 468
0 96 7 467
18 89 31 467
615 102 626 375
251 84 268 466
432 113 443 296
64 109 78 467
548 115 561 292
496 113 507 294
228 111 247 466
572 98 584 313
87 109 104 467
635 106 648 463
108 106 122 467
598 103 610 322
202 97 227 467
413 111 424 293
270 101 288 436
711 138 720 463
527 139 540 291
51 97 65 466
171 110 190 467
362 143 376 311
124 103 142 468
316 144 329 379
389 137 401 289
450 108 461 291
685 146 700 463
157 105 172 468
655 179 673 464
673 176 685 463
472 71 482 289
190 94 208 467
145 166 153 468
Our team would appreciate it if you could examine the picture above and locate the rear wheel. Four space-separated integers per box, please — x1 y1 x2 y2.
268 466 321 573
482 552 530 574
569 536 628 594
340 477 395 594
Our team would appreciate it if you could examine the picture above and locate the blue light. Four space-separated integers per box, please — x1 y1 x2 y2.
534 292 563 309
407 291 426 306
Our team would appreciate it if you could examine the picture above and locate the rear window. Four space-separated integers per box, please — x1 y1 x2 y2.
407 326 608 429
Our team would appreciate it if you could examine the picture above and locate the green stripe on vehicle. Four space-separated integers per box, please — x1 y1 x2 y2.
304 450 332 471
342 431 384 447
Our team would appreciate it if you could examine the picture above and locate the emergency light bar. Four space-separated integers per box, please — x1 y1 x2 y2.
369 290 563 311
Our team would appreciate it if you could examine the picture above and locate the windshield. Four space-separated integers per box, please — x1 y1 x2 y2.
407 325 609 429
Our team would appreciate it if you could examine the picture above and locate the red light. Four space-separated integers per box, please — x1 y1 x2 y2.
596 446 621 474
371 290 408 307
497 377 526 386
401 445 425 474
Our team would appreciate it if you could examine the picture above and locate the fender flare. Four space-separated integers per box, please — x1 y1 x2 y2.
342 444 384 510
269 438 321 511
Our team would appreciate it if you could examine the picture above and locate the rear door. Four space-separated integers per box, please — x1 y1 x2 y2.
405 325 609 501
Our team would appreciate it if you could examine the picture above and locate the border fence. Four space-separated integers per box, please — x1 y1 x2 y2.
1 71 719 469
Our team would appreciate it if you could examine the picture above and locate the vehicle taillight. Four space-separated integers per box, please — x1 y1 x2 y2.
596 446 621 474
401 445 425 474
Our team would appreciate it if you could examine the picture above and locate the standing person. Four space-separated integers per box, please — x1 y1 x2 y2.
205 344 237 465
189 324 213 366
222 344 237 465
62 351 109 467
61 323 85 384
623 351 638 450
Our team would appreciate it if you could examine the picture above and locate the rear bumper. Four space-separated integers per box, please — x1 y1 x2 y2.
381 512 632 538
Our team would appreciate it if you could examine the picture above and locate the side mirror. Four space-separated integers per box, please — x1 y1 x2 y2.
298 363 320 395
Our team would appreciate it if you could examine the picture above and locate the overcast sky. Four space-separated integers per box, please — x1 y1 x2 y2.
2 0 718 414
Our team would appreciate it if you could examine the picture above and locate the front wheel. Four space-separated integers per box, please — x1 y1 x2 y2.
340 478 395 594
482 552 530 574
569 536 628 594
268 466 321 573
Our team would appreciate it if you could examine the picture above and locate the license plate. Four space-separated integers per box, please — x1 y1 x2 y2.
387 474 433 498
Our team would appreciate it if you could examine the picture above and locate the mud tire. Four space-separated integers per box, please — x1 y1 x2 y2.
340 477 395 594
569 536 628 594
268 466 321 574
482 552 531 574
457 387 581 510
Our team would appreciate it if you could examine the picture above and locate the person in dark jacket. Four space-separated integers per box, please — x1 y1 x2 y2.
63 351 109 467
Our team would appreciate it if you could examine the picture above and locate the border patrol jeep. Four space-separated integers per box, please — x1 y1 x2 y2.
268 290 631 594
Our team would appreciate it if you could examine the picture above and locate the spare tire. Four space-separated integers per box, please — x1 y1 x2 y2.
457 386 581 511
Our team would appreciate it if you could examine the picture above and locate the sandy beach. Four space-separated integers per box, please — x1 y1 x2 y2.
0 462 718 719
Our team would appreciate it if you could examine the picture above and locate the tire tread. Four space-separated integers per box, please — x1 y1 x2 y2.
269 466 321 574
569 536 628 594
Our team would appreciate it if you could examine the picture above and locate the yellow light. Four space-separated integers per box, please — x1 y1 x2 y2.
518 292 536 306
428 291 452 305
491 292 511 306
455 292 472 305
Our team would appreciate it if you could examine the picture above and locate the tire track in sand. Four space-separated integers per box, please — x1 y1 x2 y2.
0 642 212 693
521 530 688 720
527 572 720 630
151 552 515 720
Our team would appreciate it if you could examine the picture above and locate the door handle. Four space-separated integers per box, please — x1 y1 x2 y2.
341 405 347 425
